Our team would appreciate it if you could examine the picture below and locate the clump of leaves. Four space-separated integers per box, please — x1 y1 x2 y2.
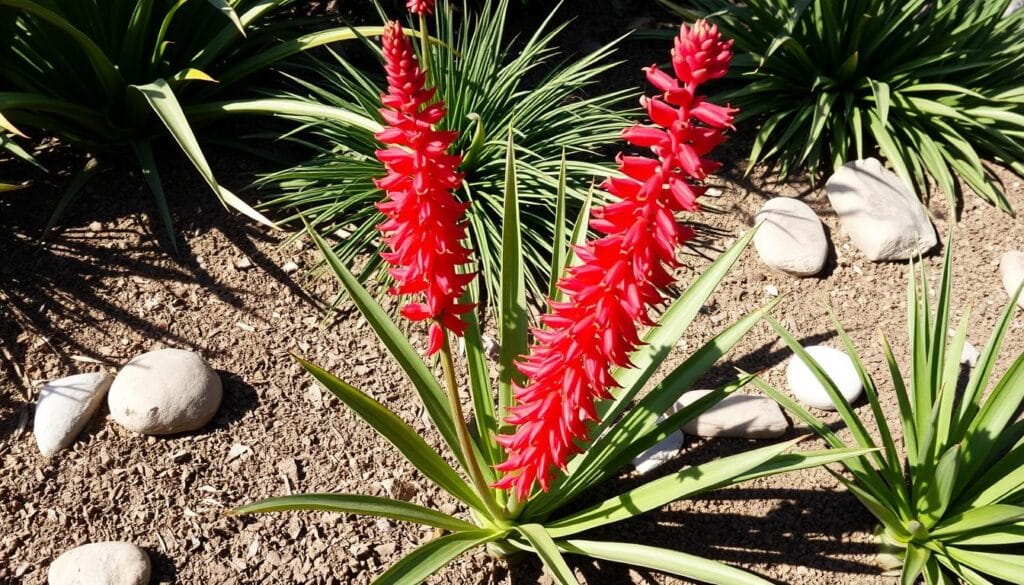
0 0 382 249
663 0 1024 215
234 142 865 584
755 238 1024 584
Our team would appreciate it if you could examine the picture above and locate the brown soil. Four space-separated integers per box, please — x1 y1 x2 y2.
3 5 1024 585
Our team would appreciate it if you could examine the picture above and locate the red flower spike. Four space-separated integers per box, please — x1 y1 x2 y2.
493 19 737 500
672 21 733 87
407 0 436 15
374 21 474 356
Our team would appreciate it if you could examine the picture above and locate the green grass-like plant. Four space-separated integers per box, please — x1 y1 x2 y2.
754 239 1024 584
0 0 383 250
663 0 1024 215
233 140 866 584
257 0 636 307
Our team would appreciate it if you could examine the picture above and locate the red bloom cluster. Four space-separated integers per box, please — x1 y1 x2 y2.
375 21 474 355
494 20 736 499
406 0 436 15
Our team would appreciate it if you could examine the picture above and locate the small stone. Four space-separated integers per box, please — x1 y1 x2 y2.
48 541 150 585
287 516 303 540
107 349 222 435
999 251 1024 309
481 336 499 360
1006 0 1023 16
753 198 828 276
960 341 979 368
233 256 253 270
381 479 417 501
226 443 251 462
786 346 863 410
674 390 789 439
374 543 396 557
764 284 779 297
305 384 324 408
277 458 301 483
282 261 300 274
825 158 937 261
34 372 113 456
88 221 103 233
631 430 684 475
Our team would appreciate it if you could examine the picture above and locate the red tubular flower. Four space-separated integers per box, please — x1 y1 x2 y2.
407 0 436 15
493 20 737 499
375 21 474 355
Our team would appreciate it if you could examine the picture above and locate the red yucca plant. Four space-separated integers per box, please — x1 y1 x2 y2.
235 16 866 585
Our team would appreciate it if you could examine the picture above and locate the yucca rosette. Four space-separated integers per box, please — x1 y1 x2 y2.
374 21 474 355
494 20 737 499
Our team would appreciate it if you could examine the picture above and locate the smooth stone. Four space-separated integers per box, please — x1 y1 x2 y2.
48 541 150 585
753 198 828 276
961 341 979 368
632 429 685 475
786 346 863 411
34 372 112 456
674 390 789 439
825 158 937 261
108 349 222 435
1006 0 1023 16
999 251 1024 309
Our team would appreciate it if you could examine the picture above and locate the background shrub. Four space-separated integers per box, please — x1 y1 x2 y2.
0 0 380 249
257 0 636 308
664 0 1024 215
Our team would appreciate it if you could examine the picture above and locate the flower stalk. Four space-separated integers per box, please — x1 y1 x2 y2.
419 12 432 86
438 333 507 523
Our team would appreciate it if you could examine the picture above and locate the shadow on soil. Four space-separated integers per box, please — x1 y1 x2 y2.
0 145 321 390
508 477 880 584
510 443 880 584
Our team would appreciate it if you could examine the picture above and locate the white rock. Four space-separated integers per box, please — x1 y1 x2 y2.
825 158 937 261
34 373 112 456
282 261 300 274
48 541 150 585
108 349 222 435
674 390 789 439
753 198 828 276
631 430 685 475
786 346 863 410
960 341 979 368
999 251 1024 309
1006 0 1024 16
481 335 500 360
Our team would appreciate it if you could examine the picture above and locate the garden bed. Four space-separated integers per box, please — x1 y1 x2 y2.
3 2 1024 583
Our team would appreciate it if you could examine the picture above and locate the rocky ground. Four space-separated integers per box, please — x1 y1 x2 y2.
3 3 1024 585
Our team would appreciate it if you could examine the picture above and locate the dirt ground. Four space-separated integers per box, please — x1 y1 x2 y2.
3 4 1024 585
